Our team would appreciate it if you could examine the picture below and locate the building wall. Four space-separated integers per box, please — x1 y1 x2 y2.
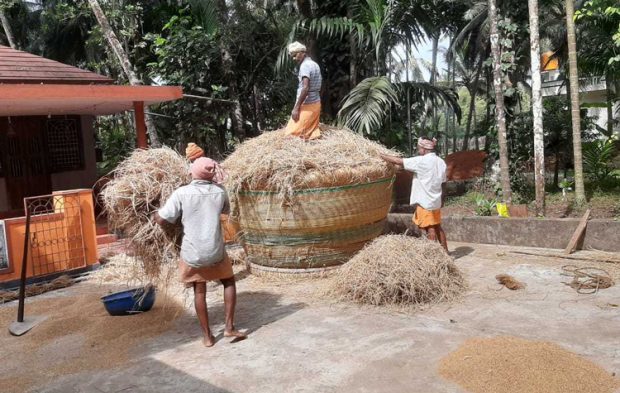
50 115 98 192
541 72 620 135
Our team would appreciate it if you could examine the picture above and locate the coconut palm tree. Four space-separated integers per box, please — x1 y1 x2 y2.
528 0 546 215
488 0 512 203
565 0 585 203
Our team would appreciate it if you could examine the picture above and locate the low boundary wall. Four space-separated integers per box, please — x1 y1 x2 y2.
387 214 619 252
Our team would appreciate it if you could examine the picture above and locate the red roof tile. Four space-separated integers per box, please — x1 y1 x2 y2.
0 45 113 84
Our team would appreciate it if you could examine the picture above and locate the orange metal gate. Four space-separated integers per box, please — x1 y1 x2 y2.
24 193 87 277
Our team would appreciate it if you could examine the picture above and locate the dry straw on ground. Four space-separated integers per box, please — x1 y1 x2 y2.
439 336 619 393
222 126 397 200
495 274 525 290
0 275 74 304
101 147 190 280
328 235 466 307
0 285 182 393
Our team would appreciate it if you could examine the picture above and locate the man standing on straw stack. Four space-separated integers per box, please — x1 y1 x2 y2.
285 41 322 140
154 157 246 347
380 137 448 252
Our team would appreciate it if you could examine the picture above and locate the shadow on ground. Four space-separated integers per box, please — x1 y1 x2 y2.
451 246 474 259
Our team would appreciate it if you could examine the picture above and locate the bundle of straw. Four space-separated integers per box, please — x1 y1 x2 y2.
222 126 397 200
329 235 466 306
101 147 190 279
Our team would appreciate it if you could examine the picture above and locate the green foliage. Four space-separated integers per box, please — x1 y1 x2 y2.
582 136 619 185
95 114 135 176
474 195 497 216
337 76 400 135
575 0 620 70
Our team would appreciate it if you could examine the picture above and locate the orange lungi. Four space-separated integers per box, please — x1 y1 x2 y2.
285 101 321 140
178 253 234 288
413 205 442 228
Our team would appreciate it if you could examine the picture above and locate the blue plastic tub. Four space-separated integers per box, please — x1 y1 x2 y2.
101 286 156 316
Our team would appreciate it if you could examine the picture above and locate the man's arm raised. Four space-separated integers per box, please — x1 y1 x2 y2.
380 153 404 166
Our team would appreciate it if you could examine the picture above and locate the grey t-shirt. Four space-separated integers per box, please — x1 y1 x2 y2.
297 57 322 104
158 180 230 268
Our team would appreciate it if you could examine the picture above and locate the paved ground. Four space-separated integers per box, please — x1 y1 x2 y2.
1 242 619 393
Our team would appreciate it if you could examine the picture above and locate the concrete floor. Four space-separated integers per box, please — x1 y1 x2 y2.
2 242 619 393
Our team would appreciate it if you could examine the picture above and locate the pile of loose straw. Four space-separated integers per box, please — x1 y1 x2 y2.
0 275 74 304
101 147 190 279
222 126 397 200
329 235 466 307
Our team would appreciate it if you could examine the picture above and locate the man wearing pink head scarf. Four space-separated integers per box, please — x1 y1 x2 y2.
380 136 448 252
155 157 245 347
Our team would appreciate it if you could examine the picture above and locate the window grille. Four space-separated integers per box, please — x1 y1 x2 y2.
46 118 84 172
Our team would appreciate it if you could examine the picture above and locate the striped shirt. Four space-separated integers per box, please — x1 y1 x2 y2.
158 180 230 268
297 57 322 104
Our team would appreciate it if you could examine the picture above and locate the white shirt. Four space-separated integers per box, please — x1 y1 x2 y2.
403 153 447 210
158 180 230 268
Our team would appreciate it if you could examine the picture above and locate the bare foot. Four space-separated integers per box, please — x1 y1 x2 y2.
203 334 215 347
224 329 247 340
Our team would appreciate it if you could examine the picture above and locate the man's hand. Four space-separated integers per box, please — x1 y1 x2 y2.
291 107 300 122
380 153 404 166
153 212 168 227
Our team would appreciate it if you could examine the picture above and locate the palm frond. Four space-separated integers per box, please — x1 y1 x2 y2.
187 0 219 36
400 81 462 122
337 76 400 135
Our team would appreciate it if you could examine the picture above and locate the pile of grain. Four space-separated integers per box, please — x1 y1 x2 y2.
328 235 466 307
0 286 182 392
101 147 190 280
222 126 396 200
439 336 619 393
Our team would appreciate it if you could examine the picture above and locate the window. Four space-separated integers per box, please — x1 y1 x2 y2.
46 118 84 172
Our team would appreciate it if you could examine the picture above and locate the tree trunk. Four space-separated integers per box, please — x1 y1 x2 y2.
216 0 246 141
489 0 512 203
463 61 483 151
553 146 560 188
474 105 480 150
605 72 614 137
430 34 439 134
87 0 160 147
443 56 452 157
529 0 546 216
565 0 585 203
348 6 357 89
0 10 16 49
484 68 492 153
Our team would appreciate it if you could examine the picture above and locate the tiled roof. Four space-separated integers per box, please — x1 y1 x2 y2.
0 45 112 84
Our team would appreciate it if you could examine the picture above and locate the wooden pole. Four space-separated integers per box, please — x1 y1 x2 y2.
134 101 147 148
17 211 31 323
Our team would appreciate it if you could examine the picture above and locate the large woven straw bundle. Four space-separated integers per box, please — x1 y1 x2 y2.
223 126 397 270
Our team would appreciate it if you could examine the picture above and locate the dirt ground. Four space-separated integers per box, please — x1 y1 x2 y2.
1 242 619 393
